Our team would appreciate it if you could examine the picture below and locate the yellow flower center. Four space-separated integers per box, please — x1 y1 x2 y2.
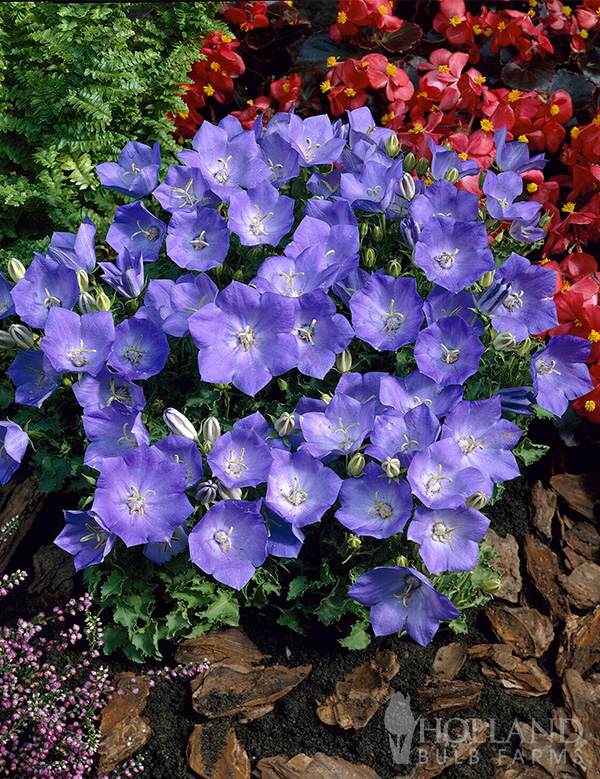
417 91 428 98
480 119 494 132
528 9 536 17
474 75 486 84
563 5 572 15
561 280 571 291
580 29 589 39
529 0 537 6
588 330 600 342
409 122 424 133
550 105 560 116
344 87 357 97
221 34 233 43
562 202 576 213
518 134 529 143
337 11 347 23
450 15 462 26
508 89 521 102
378 4 389 13
327 56 339 68
386 63 398 76
473 23 482 34
571 126 580 139
381 111 395 126
177 110 189 119
484 27 493 36
210 61 221 72
527 182 538 193
585 400 596 412
425 176 433 187
438 64 451 73
283 82 290 93
594 115 600 127
203 85 215 96
458 152 468 161
320 80 331 93
497 21 506 31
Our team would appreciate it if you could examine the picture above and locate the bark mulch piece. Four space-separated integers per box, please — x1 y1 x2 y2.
468 644 552 697
561 669 600 779
517 721 582 778
562 522 600 564
549 473 600 521
430 642 467 681
253 753 381 779
556 608 600 677
495 767 555 779
524 534 571 620
397 720 489 779
485 605 554 658
485 528 522 603
176 628 269 667
412 679 483 714
25 543 74 607
0 476 44 575
188 725 251 779
530 481 557 540
316 649 399 730
96 672 152 775
558 562 600 610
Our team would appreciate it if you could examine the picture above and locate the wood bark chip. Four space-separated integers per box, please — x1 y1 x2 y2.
176 627 268 667
188 725 251 779
558 562 600 610
495 765 563 779
95 672 151 775
254 753 381 779
561 669 600 779
316 649 399 729
0 477 44 575
467 644 552 697
530 481 556 540
191 662 311 722
517 721 582 778
485 528 522 603
397 719 489 779
486 605 554 658
524 534 571 620
413 679 482 714
431 642 467 681
562 522 600 563
549 474 600 521
26 544 74 607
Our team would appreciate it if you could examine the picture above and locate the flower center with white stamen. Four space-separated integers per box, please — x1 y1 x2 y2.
295 320 317 344
44 288 61 309
279 268 305 297
124 335 146 365
248 205 273 237
125 486 155 516
535 357 560 376
434 249 458 269
457 434 482 454
225 448 248 479
172 178 199 208
214 156 232 184
67 339 96 368
131 221 160 241
425 464 453 496
432 521 460 549
381 299 406 335
236 325 256 351
440 343 460 364
368 491 393 519
214 526 233 552
394 574 421 606
503 289 524 312
332 416 359 451
283 476 307 505
190 230 209 251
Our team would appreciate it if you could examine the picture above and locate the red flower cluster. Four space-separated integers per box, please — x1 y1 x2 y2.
329 0 403 44
221 1 269 32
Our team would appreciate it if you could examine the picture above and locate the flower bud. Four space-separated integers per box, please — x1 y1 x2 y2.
0 330 16 350
363 248 376 267
477 281 510 315
415 157 430 176
481 577 503 594
336 349 352 373
202 416 221 444
466 491 488 510
395 555 409 568
274 412 295 437
217 483 242 501
384 133 400 159
539 212 552 229
76 270 89 293
382 457 401 478
400 217 420 250
372 225 383 242
125 299 139 315
387 259 402 278
277 378 288 392
213 263 224 277
492 330 516 352
321 393 332 404
78 291 97 314
164 408 199 441
347 452 365 477
233 269 244 281
9 324 34 349
95 291 112 311
359 222 369 239
347 533 362 549
403 152 416 173
516 336 532 356
444 167 459 184
7 258 26 283
478 271 495 290
196 479 218 505
399 172 416 201
493 230 505 245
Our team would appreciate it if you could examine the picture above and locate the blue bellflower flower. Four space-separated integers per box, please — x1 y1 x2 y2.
106 202 166 262
41 308 115 376
0 421 29 485
55 510 116 571
8 351 61 408
408 506 490 573
46 217 97 273
531 336 593 416
166 207 230 270
97 140 161 197
494 126 546 174
12 257 79 329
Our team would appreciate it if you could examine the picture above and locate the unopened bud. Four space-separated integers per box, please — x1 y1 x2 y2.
415 157 430 176
0 330 16 350
321 393 332 404
202 416 221 444
347 452 365 477
481 577 503 594
384 133 400 159
164 408 199 441
9 324 34 349
95 291 111 311
78 291 97 314
347 533 362 549
396 555 409 568
233 269 244 281
399 171 416 201
387 259 402 278
76 270 89 292
217 483 242 501
492 330 516 352
382 457 401 478
372 225 383 242
359 222 369 239
400 217 420 250
125 299 139 315
516 336 532 355
466 491 488 510
493 230 505 244
539 212 552 229
403 152 416 173
196 479 218 505
364 248 376 268
336 349 352 373
478 271 495 290
81 473 97 487
444 167 459 184
274 412 295 437
7 258 26 284
213 263 224 277
277 378 288 392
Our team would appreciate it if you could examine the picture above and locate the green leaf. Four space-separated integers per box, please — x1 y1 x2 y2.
276 610 305 634
514 438 550 466
203 591 240 625
165 609 192 640
101 570 124 599
113 602 140 632
287 575 310 601
102 624 126 654
338 621 371 650
448 615 468 635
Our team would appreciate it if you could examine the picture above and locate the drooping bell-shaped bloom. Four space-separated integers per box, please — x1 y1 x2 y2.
97 140 161 197
407 506 490 573
258 131 301 188
46 217 97 273
106 201 166 262
12 257 79 329
350 274 423 351
82 402 150 470
7 351 61 408
135 278 176 329
340 158 404 213
189 281 299 396
143 522 189 564
41 308 115 376
265 449 342 528
414 216 494 293
0 421 28 485
92 445 194 547
348 566 460 644
335 462 412 539
188 499 268 590
291 291 354 379
207 428 273 489
166 208 230 271
379 371 463 418
531 336 593 416
152 165 220 213
414 318 485 387
72 365 145 413
107 318 169 381
98 248 145 300
153 434 204 489
407 439 484 509
228 182 294 247
54 510 116 571
299 392 375 459
365 404 441 466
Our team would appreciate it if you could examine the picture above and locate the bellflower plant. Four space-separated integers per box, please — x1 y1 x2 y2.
0 105 588 660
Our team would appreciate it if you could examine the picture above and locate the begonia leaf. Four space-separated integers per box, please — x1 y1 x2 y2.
501 59 555 92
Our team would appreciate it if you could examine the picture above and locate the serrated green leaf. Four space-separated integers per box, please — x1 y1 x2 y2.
448 615 468 634
287 575 310 601
100 570 124 599
338 621 371 650
102 624 126 654
276 610 305 634
203 591 240 625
